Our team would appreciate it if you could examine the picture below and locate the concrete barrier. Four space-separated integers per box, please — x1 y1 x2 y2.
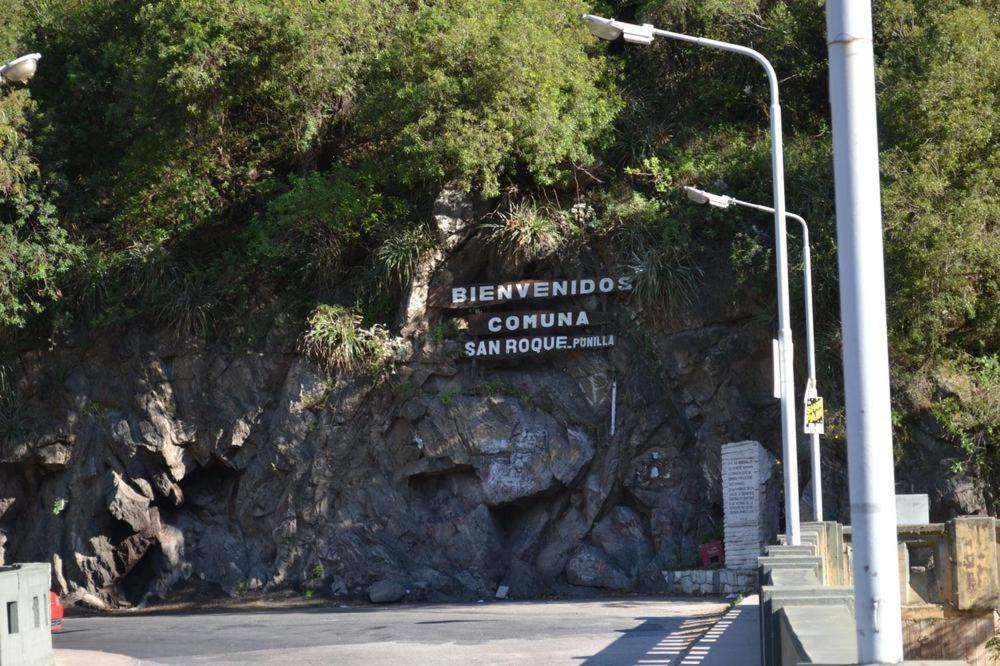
765 545 815 557
756 540 841 665
758 555 824 590
759 518 988 665
760 585 853 665
777 604 856 665
0 564 53 666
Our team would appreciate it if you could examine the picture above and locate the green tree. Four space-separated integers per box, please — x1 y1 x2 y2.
32 0 387 245
878 0 1000 362
1 73 77 327
358 0 621 195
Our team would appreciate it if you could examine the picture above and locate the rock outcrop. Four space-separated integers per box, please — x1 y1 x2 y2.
0 189 844 607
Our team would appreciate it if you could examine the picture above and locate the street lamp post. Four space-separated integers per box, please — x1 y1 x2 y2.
583 14 801 545
0 53 42 86
827 0 904 660
684 186 824 521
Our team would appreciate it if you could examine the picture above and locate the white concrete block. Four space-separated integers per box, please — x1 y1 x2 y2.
895 494 929 525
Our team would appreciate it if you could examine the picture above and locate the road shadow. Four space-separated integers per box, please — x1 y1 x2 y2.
576 614 718 666
576 601 761 666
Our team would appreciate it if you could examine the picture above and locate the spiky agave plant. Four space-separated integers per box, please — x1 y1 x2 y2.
626 246 703 314
485 201 565 261
301 304 401 380
301 305 367 372
154 268 215 339
376 224 437 287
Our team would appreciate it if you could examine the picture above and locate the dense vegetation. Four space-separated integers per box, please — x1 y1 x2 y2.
1 1 997 497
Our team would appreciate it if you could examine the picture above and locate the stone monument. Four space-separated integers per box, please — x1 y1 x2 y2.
722 440 780 569
660 440 781 594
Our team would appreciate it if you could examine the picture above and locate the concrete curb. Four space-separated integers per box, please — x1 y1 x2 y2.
55 649 151 665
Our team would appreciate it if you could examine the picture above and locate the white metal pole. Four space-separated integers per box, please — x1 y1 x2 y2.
610 379 617 436
768 102 803 547
826 0 903 662
581 14 801 545
727 198 823 521
798 222 823 521
647 28 801 547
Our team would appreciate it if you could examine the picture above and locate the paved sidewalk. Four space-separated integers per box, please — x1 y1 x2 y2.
691 595 761 666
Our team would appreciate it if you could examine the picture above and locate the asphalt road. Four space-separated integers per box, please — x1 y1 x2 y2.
53 596 761 665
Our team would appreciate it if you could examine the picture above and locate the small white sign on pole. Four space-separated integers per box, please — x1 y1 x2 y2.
803 383 825 435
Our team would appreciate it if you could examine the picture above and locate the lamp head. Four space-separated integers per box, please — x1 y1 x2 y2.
582 15 654 45
684 186 732 209
0 53 41 85
583 14 622 41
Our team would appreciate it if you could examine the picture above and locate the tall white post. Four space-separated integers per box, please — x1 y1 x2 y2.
768 101 802 547
826 1 903 662
581 13 802 546
799 223 823 521
651 26 802 548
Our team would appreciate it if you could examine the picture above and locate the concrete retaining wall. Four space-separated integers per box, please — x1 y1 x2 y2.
0 564 53 666
760 585 853 666
761 520 996 665
903 606 996 666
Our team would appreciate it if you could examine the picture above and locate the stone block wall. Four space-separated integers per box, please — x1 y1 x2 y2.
661 568 755 596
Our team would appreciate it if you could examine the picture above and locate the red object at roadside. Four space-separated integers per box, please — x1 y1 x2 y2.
698 541 725 568
50 591 63 632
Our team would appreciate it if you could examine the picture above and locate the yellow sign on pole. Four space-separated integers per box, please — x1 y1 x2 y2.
804 396 825 435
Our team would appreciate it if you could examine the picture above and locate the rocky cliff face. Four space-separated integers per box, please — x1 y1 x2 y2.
0 191 979 608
